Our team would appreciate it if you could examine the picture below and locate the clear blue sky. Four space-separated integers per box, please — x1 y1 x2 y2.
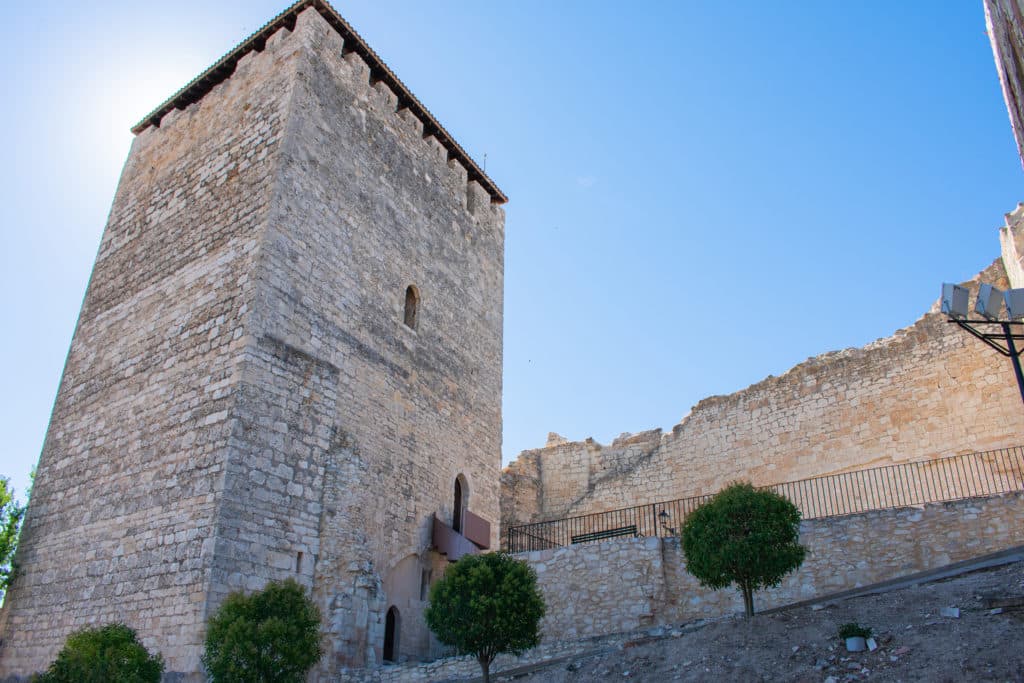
1 1 1020 500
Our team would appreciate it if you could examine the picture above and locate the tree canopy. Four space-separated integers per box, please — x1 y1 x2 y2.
202 578 322 683
425 552 545 683
0 476 26 602
680 482 806 617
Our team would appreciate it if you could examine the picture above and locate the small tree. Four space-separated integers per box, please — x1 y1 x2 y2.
425 552 545 683
202 578 322 683
36 622 164 682
681 482 806 618
0 476 27 602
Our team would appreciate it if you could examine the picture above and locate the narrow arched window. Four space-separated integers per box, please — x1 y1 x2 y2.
453 475 468 533
404 285 419 329
383 606 400 662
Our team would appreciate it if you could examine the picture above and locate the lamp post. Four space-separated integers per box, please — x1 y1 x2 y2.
941 282 1024 406
658 508 676 535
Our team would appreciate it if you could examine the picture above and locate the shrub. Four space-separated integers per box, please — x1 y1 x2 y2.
202 578 322 683
35 622 163 683
681 481 806 618
425 552 545 683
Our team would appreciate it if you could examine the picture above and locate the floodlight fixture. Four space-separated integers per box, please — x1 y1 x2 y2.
1006 288 1024 320
976 283 1004 320
941 281 1024 409
941 283 969 319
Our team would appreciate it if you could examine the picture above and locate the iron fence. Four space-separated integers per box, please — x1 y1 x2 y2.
505 445 1024 554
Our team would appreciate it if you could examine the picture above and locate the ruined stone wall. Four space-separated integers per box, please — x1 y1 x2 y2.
502 259 1024 532
521 491 1024 641
1000 204 1024 287
0 25 298 678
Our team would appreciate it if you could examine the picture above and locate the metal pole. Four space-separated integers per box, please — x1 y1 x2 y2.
1002 322 1024 406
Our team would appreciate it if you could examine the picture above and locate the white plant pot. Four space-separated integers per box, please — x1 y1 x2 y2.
845 636 867 652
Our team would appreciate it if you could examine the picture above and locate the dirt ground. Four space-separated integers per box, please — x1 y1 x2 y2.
505 561 1024 682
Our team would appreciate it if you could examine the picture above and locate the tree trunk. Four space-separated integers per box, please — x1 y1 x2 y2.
479 653 492 683
742 583 755 618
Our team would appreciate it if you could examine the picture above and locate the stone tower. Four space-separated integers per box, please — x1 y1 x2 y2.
0 1 505 678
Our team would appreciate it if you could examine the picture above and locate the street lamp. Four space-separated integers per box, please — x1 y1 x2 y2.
657 509 676 535
941 282 1024 405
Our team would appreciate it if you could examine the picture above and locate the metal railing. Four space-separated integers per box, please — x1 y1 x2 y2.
505 445 1024 554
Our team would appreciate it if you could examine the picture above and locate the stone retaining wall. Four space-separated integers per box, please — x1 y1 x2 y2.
331 491 1024 681
522 491 1024 641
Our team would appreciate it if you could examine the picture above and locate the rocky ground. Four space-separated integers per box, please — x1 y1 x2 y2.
501 561 1024 682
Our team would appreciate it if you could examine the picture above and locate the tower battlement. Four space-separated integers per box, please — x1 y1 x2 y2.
132 0 506 209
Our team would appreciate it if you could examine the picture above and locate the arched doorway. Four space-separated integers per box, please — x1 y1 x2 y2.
383 606 400 662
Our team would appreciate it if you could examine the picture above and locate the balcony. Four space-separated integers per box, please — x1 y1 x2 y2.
432 510 491 561
462 509 491 550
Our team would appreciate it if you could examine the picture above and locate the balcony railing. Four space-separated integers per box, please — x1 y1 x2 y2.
505 445 1024 554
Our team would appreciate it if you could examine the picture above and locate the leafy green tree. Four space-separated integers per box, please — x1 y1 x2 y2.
35 622 164 683
202 578 322 683
680 482 806 618
425 552 545 683
0 476 26 602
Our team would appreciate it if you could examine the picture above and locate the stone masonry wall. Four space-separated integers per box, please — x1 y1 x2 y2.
0 25 298 678
1 6 506 679
502 258 1024 533
522 491 1024 641
237 9 505 673
209 334 338 598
